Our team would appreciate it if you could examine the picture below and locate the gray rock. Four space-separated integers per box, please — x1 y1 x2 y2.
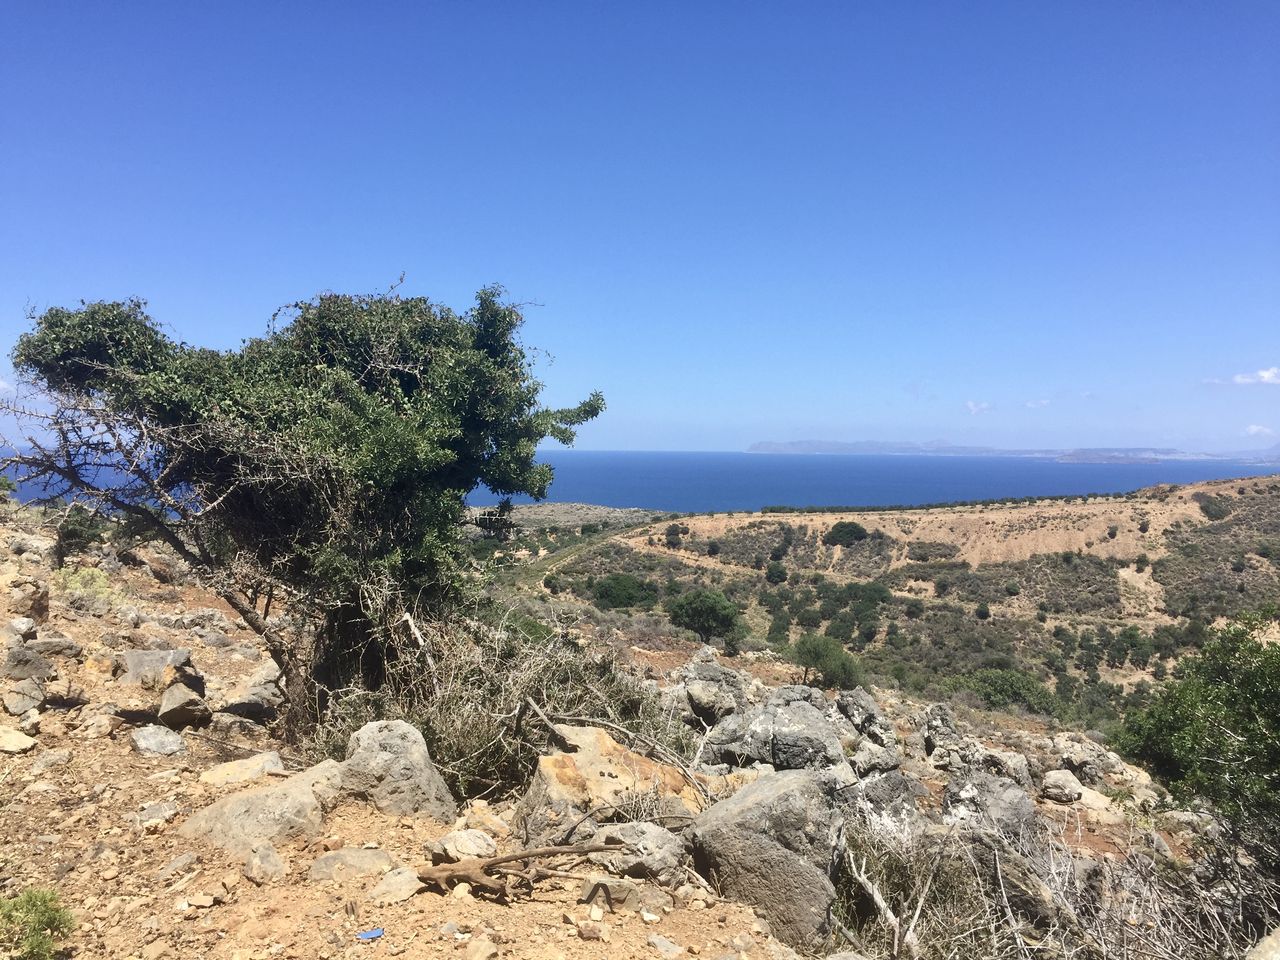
157 683 211 729
943 772 1037 837
647 933 685 959
114 648 201 692
692 770 843 948
30 748 71 775
844 770 928 816
308 847 398 881
179 759 344 856
220 660 283 720
25 631 82 659
579 875 672 914
3 678 44 716
437 828 498 861
1 645 54 682
367 866 423 904
340 720 457 820
200 751 286 786
133 800 179 830
588 821 688 886
0 726 36 754
1041 769 1084 804
705 700 844 770
243 843 288 884
7 617 38 640
129 724 187 756
157 852 199 881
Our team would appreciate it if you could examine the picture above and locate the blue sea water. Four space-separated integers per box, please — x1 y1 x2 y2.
470 451 1278 514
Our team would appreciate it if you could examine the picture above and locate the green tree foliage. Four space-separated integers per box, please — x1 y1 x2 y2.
1117 619 1279 858
6 290 602 715
822 520 868 547
790 633 864 688
666 589 740 651
765 561 788 584
0 889 74 960
591 573 659 610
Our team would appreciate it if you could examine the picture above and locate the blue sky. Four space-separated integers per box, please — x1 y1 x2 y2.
1 2 1276 452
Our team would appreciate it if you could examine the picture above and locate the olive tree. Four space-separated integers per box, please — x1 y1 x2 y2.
3 287 603 729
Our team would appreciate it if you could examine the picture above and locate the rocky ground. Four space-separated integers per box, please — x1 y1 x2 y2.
0 503 1259 959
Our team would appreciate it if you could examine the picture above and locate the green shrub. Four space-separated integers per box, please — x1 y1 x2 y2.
591 573 659 610
765 561 788 584
1117 618 1279 861
942 668 1055 714
975 602 990 620
0 888 75 960
1193 492 1233 521
822 521 869 547
790 633 864 688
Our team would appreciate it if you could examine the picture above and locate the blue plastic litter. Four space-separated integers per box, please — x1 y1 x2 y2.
356 928 384 941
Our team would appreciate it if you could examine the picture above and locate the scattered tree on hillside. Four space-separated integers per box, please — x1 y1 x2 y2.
790 632 863 688
666 588 740 654
2 289 603 729
822 520 868 546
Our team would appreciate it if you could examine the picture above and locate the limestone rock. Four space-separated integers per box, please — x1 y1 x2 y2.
339 720 456 820
200 751 286 787
704 699 844 770
179 759 343 856
219 660 284 720
0 726 36 754
367 866 424 905
129 724 187 756
1042 768 1085 804
3 678 44 716
588 821 688 886
114 648 201 693
157 683 212 729
308 847 398 881
1 645 55 682
437 828 498 861
691 769 843 948
243 843 288 884
514 724 708 842
943 773 1036 837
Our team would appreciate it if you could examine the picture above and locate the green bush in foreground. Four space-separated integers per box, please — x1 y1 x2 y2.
1117 617 1279 861
0 889 74 960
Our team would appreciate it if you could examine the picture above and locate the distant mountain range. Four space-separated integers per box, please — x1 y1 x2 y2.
747 439 1280 465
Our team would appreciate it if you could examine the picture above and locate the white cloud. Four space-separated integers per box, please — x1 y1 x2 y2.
1245 424 1274 437
965 400 991 416
1232 366 1280 385
1024 399 1050 409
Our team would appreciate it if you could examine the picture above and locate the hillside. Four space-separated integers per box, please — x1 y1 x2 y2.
1 489 1276 959
490 475 1280 728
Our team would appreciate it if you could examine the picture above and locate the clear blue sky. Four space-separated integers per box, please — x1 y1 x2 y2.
2 3 1276 452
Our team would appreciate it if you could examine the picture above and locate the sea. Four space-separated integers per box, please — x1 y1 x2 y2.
469 451 1278 514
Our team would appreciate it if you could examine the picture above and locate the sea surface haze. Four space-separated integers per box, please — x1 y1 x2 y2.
469 451 1276 513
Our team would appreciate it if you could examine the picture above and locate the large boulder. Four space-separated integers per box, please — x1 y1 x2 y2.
691 769 844 948
705 699 844 770
129 724 187 756
3 678 45 716
339 720 456 820
514 724 714 843
943 772 1037 838
675 656 754 724
836 687 901 775
114 648 202 693
1041 768 1085 804
180 760 344 856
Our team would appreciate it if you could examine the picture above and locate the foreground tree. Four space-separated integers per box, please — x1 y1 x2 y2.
666 589 740 653
1117 616 1279 871
3 288 603 729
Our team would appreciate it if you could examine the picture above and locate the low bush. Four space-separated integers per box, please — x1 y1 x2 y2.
0 888 75 960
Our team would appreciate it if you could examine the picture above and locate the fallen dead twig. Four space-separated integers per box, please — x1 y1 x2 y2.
415 840 625 899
